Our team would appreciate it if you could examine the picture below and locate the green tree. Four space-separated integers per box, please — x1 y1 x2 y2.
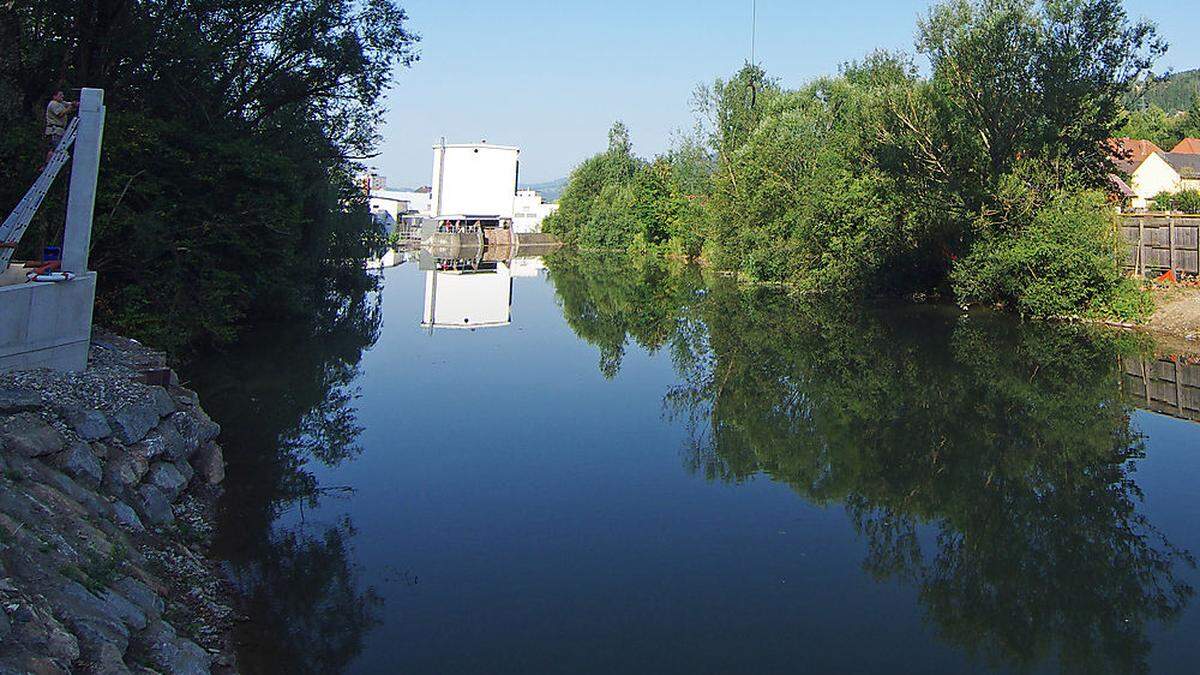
902 0 1163 218
0 0 418 355
1118 105 1186 150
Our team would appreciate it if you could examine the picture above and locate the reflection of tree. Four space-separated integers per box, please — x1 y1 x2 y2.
185 281 384 674
546 251 701 378
228 517 383 674
548 253 1195 675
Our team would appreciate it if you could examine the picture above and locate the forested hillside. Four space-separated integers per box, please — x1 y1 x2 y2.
1129 69 1200 112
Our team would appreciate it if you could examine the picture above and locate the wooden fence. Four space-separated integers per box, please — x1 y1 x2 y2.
1121 356 1200 423
1119 214 1200 276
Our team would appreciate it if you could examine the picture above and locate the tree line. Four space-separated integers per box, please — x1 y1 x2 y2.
544 0 1166 322
0 0 418 356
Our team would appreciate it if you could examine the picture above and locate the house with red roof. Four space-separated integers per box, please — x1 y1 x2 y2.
1130 151 1200 209
1172 138 1200 154
1109 137 1164 174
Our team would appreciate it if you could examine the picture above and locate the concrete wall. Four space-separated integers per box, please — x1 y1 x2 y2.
0 272 96 371
430 144 519 218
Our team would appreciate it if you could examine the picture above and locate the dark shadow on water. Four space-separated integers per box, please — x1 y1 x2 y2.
184 284 385 674
546 250 1197 675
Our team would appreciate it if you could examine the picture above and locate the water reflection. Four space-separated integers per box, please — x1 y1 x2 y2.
546 251 1197 674
186 284 384 673
419 251 546 331
191 250 1198 674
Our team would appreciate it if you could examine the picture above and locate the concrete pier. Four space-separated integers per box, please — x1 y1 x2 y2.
0 271 97 371
0 88 105 373
422 230 561 258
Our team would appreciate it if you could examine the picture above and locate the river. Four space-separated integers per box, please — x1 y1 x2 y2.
186 252 1200 674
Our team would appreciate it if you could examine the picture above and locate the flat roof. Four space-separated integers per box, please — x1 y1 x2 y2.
432 143 520 152
422 321 511 329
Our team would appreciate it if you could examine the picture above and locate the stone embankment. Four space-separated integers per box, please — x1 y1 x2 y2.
0 331 234 674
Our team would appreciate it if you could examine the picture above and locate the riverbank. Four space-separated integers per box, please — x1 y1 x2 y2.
0 331 234 674
1148 286 1200 342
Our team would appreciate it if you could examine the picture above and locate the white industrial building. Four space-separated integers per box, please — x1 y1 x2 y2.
512 189 560 233
430 143 520 222
369 188 432 222
370 141 557 237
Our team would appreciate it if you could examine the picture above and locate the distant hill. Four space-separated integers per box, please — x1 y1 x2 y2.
521 177 567 203
1128 69 1200 112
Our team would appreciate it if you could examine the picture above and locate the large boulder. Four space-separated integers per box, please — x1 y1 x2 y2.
45 582 134 674
111 577 164 622
131 485 174 526
0 387 40 414
103 446 149 494
0 414 65 458
4 604 79 667
190 443 225 486
52 441 103 487
132 420 186 463
169 410 220 458
134 620 210 675
106 398 160 445
149 387 176 418
144 462 189 501
55 404 113 441
111 501 145 533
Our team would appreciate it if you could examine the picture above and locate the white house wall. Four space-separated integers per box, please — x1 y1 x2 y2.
1131 153 1182 209
512 190 559 233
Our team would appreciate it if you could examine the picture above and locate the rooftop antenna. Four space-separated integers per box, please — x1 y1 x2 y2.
751 0 757 66
748 0 759 108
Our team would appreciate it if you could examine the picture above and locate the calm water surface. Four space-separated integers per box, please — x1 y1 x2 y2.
189 254 1200 674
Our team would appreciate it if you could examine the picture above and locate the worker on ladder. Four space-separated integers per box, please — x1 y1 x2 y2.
44 90 77 168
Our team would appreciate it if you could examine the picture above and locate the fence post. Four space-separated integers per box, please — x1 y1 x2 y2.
1169 214 1176 278
62 88 106 275
1137 218 1145 277
1142 361 1151 406
1175 359 1184 418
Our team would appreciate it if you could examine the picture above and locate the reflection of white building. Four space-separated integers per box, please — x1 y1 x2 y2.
422 263 513 329
508 256 547 278
512 190 559 233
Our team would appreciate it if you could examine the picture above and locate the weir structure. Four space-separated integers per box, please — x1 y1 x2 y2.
0 88 105 372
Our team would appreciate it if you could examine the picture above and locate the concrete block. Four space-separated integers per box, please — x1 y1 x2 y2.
0 273 95 373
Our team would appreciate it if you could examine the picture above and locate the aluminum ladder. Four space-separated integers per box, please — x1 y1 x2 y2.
0 117 80 268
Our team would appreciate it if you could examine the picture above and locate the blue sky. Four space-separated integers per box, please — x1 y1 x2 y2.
376 0 1200 187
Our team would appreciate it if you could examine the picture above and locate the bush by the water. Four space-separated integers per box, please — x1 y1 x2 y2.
547 0 1162 322
952 188 1151 321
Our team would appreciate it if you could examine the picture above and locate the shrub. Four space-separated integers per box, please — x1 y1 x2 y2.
952 190 1151 322
1152 190 1200 214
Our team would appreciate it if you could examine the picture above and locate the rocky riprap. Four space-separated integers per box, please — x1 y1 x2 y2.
0 332 234 674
